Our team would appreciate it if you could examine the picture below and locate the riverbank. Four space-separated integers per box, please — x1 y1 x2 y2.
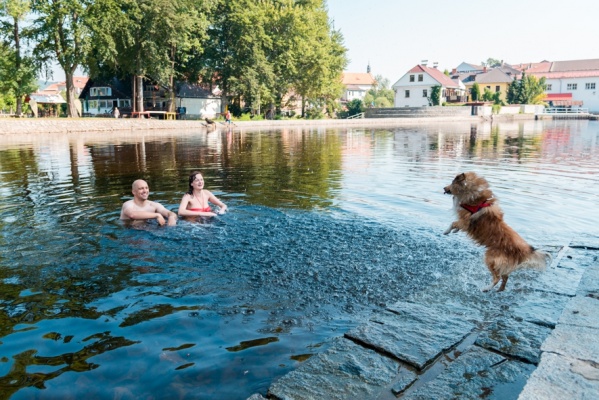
0 114 533 135
249 239 599 400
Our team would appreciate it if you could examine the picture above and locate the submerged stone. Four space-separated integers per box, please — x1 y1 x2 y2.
267 337 399 400
401 346 534 400
577 264 599 297
345 301 476 370
511 292 570 328
475 318 552 364
528 256 586 296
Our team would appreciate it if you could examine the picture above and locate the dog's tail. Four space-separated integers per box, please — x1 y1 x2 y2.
522 248 552 271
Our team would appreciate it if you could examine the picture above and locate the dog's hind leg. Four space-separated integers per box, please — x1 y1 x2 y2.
498 275 509 292
482 257 500 292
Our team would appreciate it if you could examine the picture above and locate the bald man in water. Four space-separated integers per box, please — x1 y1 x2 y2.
120 179 177 226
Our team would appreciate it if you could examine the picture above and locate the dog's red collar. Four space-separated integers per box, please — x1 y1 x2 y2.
461 202 491 214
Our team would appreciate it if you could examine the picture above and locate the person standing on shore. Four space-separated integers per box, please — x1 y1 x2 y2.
225 109 231 126
120 180 177 226
178 171 227 218
113 107 120 118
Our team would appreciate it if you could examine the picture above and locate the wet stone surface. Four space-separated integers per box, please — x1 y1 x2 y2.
577 264 599 297
558 296 599 328
511 291 570 328
401 346 535 400
475 318 552 364
528 253 586 296
344 301 476 370
542 324 599 364
267 337 400 400
519 352 599 400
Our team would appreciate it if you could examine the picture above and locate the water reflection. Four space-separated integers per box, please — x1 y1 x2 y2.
0 120 598 398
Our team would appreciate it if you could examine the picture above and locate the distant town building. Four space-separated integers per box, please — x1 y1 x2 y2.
341 72 376 103
392 63 466 107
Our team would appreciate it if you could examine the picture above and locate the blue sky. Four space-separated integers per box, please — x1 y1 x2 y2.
326 0 599 83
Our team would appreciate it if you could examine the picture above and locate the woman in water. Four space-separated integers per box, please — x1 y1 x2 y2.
178 171 227 218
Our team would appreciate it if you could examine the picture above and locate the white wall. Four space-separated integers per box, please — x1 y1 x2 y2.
545 76 599 113
392 72 445 107
179 98 221 118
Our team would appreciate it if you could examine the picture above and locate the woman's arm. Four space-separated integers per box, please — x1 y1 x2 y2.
207 191 227 214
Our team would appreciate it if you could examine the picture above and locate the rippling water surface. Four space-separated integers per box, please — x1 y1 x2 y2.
0 120 598 399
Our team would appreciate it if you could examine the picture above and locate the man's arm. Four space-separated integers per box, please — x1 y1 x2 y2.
153 201 178 226
122 202 167 226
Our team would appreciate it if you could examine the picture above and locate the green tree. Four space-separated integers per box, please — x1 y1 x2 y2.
87 0 212 112
506 72 546 104
345 98 362 116
0 0 38 116
483 58 502 67
31 0 90 117
471 82 481 101
281 0 347 117
428 85 441 106
482 87 494 102
365 74 394 108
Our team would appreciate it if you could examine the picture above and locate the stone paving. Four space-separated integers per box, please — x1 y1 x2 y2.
249 239 599 400
0 115 484 136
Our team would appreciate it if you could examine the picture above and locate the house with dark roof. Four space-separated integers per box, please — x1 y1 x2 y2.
79 78 221 118
79 77 133 116
392 64 466 107
456 68 515 103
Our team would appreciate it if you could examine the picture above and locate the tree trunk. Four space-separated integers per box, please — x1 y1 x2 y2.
136 75 144 113
13 17 23 116
64 69 80 117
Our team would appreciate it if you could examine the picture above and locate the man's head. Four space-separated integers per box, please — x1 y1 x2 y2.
132 179 149 201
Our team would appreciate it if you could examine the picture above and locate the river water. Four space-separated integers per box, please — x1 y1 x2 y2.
0 119 598 399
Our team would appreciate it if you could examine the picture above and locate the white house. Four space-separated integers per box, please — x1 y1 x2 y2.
392 64 465 107
523 59 599 113
341 72 376 102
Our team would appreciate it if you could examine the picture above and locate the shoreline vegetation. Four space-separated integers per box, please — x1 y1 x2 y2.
0 114 536 136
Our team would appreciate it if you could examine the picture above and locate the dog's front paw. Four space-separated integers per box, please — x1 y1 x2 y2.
443 226 458 235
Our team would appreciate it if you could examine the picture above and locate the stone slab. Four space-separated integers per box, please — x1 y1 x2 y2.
519 352 599 400
475 318 553 364
558 296 599 328
577 265 599 297
345 302 476 370
390 369 419 396
268 337 399 400
541 324 599 364
512 291 570 328
528 256 586 296
402 346 534 400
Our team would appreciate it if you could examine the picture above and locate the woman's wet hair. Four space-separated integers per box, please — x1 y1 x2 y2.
187 171 203 194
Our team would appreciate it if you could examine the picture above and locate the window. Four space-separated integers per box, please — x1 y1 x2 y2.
409 75 415 82
586 83 596 90
98 100 108 109
567 83 577 90
405 90 410 98
90 87 112 97
546 84 552 91
418 74 423 82
495 86 500 92
423 89 428 97
119 99 131 108
88 100 98 110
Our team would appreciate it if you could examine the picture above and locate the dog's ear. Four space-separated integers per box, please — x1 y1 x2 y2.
455 173 466 182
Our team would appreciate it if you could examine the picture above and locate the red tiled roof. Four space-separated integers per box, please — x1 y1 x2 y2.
408 65 459 88
341 72 376 86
